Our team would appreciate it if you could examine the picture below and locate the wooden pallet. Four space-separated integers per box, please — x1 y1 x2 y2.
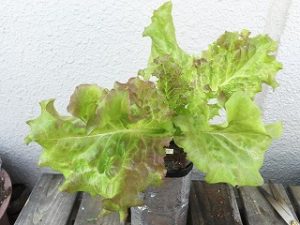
14 174 300 225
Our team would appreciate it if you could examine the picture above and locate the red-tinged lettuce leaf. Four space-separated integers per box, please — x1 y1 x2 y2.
67 84 108 124
146 55 199 114
174 92 282 186
196 30 282 100
26 78 174 220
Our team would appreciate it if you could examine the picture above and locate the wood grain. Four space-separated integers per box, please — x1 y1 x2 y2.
14 174 77 225
288 185 300 218
188 181 242 225
73 193 122 225
239 184 296 225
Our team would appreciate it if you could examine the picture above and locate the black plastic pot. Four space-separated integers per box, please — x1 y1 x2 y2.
131 142 193 225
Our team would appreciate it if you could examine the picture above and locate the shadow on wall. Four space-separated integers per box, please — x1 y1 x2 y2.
262 147 300 185
0 145 40 188
263 167 300 186
0 146 19 184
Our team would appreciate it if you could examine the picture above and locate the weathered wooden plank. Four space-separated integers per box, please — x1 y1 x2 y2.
239 184 297 225
288 185 300 218
14 174 77 225
187 182 206 225
188 181 242 225
74 193 122 225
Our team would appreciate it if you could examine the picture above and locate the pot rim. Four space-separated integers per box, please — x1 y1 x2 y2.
166 162 193 178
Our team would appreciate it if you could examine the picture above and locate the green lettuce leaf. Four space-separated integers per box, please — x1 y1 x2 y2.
140 1 207 115
195 30 282 100
174 92 282 186
26 78 174 220
142 1 192 72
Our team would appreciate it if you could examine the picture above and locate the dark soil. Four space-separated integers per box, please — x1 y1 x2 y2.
0 172 11 207
164 140 190 171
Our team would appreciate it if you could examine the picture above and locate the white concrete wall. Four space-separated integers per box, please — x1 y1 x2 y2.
0 0 298 187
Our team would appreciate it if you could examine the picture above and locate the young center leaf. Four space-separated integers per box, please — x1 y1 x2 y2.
26 78 174 220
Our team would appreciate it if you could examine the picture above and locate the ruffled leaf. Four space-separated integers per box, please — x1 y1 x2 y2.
174 92 282 186
26 78 174 220
196 30 282 100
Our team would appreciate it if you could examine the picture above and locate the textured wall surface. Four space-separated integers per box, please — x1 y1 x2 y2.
262 0 300 184
0 0 298 187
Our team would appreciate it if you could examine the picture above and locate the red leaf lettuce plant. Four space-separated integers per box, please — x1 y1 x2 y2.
26 2 282 220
